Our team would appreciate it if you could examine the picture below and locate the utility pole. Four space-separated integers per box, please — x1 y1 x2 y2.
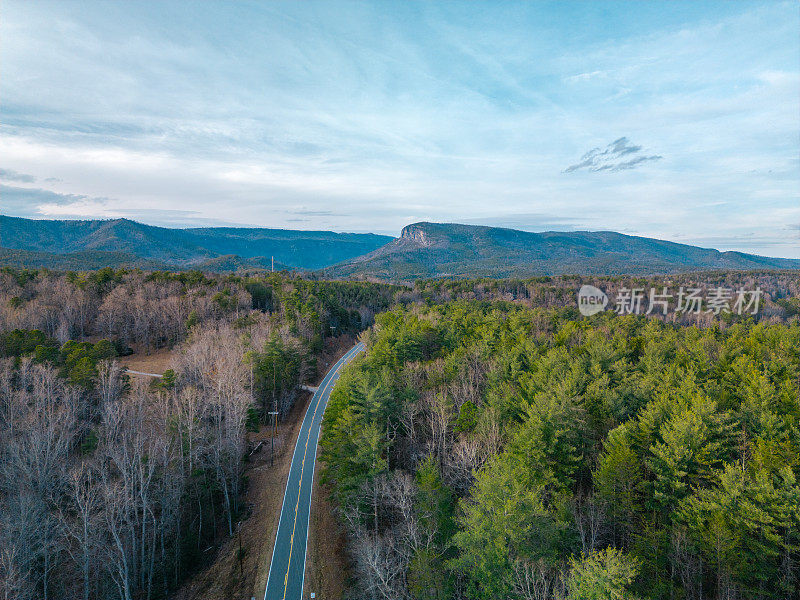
237 521 243 580
271 354 277 466
268 409 278 466
271 256 274 272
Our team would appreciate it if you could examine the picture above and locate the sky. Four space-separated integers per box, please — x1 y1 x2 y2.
1 0 798 257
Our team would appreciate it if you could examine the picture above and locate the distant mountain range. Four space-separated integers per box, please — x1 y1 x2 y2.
1 216 798 278
319 222 800 280
0 216 391 271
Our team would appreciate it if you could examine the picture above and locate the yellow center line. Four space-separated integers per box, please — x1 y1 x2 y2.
281 348 353 599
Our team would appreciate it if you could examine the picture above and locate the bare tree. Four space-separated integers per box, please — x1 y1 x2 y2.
512 558 566 600
97 360 126 407
352 530 411 600
62 463 102 600
425 392 453 468
444 437 482 495
573 494 606 554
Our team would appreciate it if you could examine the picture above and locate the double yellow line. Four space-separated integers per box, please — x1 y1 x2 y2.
279 347 355 599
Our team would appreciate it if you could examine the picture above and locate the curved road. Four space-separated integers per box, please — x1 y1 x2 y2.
263 342 365 600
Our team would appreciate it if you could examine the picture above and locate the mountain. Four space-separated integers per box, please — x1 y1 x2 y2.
0 216 392 270
0 247 294 272
4 217 798 279
319 222 800 281
0 247 173 271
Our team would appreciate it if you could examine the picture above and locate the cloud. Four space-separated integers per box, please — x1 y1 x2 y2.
0 168 36 183
290 209 351 217
461 213 584 232
563 70 610 83
564 138 662 173
0 184 247 227
0 185 93 217
0 2 797 256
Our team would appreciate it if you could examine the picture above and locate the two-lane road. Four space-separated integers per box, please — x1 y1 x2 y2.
263 342 365 600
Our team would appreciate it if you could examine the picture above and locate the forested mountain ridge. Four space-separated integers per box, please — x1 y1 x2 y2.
0 246 176 271
320 222 800 280
4 217 800 279
0 246 298 272
320 301 800 599
0 215 393 270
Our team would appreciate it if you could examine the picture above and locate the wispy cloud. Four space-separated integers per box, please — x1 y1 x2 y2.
0 168 36 183
291 209 351 217
564 138 662 173
0 1 798 256
0 184 254 227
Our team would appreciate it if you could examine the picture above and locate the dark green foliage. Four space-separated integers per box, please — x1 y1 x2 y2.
91 338 117 360
567 548 640 600
238 274 398 355
67 356 97 389
776 296 800 316
454 400 478 433
321 300 800 599
160 369 177 390
320 367 395 503
245 280 272 310
245 405 261 433
185 310 200 330
211 289 238 312
80 429 99 455
146 269 216 286
1 265 39 286
1 331 120 390
33 343 60 363
0 328 56 356
250 336 311 419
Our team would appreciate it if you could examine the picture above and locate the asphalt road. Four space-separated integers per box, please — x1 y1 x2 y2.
263 342 365 600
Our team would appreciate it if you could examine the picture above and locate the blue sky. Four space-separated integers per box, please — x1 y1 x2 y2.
1 0 798 257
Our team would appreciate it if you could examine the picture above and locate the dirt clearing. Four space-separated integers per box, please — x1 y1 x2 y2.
118 346 175 375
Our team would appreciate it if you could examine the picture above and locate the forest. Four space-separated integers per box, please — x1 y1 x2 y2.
1 266 798 599
0 267 398 600
320 300 800 599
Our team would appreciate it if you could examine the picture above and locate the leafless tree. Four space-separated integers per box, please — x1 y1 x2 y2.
425 392 453 468
669 527 703 600
444 437 483 495
512 558 566 600
573 494 606 554
0 363 79 599
352 530 411 600
97 360 126 407
62 463 102 600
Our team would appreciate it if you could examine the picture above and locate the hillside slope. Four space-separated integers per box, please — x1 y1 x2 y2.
320 222 800 280
0 215 393 270
0 247 295 272
0 246 171 271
